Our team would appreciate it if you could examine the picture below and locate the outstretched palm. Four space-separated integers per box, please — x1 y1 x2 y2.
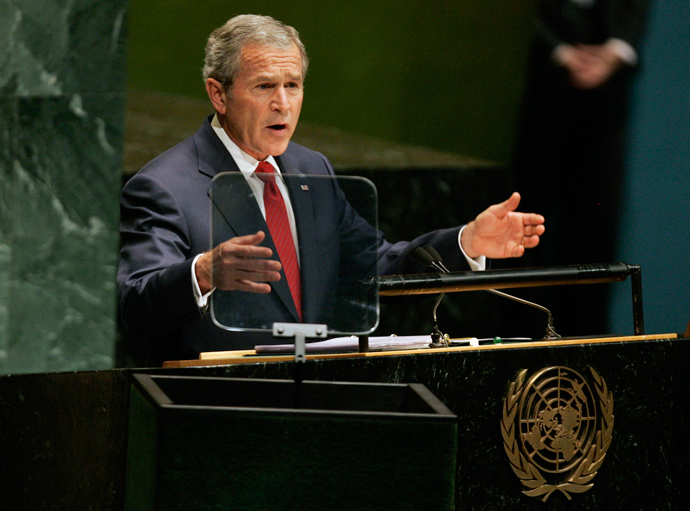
461 192 545 259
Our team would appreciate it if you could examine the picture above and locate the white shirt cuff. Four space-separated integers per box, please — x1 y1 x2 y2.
605 38 638 65
192 253 215 311
458 225 486 271
552 43 572 65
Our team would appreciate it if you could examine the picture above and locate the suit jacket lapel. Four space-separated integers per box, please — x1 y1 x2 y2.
195 119 266 240
212 175 299 321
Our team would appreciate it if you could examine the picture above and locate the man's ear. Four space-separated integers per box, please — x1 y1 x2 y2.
206 78 227 114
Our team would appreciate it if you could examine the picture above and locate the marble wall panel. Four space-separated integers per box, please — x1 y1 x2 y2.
0 0 127 374
0 0 127 96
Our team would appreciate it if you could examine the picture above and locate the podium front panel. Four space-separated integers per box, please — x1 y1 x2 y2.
125 375 457 511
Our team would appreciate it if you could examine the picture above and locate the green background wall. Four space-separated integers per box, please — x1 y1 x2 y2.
126 0 536 163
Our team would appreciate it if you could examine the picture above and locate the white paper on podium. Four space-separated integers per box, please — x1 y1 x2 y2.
254 335 434 354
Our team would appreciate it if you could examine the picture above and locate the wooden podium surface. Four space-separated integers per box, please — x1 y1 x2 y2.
163 333 676 368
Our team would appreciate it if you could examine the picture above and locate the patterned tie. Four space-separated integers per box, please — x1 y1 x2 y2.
254 161 302 321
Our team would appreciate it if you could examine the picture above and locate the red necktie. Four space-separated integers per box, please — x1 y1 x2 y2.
254 161 302 321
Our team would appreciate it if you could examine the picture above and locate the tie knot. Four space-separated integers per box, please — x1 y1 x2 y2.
255 161 276 184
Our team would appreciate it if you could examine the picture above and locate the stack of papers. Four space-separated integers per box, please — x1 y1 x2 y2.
255 335 434 354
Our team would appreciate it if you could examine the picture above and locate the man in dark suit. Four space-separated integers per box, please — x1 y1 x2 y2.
511 0 648 336
118 14 545 364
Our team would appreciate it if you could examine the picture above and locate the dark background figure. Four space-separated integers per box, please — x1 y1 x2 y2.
510 0 649 337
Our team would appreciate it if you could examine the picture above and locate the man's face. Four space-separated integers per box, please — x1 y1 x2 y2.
223 43 304 161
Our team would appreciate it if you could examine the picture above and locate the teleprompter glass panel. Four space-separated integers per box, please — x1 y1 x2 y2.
210 172 379 335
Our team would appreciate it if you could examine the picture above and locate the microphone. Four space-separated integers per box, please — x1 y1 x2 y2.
422 245 450 273
408 245 450 347
409 245 438 269
419 245 562 341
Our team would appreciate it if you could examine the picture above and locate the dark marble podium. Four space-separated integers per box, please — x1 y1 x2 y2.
2 335 688 510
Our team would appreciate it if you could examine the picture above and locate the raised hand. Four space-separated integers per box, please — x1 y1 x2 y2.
460 192 545 259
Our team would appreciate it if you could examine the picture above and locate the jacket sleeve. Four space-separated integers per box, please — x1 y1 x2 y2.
117 172 203 338
605 0 649 47
312 150 471 277
536 0 649 51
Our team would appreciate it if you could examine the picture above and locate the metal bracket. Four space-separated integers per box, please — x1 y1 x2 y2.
627 264 644 335
272 323 328 386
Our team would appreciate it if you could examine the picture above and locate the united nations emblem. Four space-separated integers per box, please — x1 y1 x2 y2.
501 366 614 501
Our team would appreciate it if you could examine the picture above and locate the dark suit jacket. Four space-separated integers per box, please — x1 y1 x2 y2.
514 0 649 224
118 117 467 363
536 0 648 50
510 0 648 336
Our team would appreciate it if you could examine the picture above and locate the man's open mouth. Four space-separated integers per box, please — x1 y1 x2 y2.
268 124 287 131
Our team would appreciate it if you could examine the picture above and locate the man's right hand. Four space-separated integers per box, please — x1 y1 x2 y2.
195 231 282 294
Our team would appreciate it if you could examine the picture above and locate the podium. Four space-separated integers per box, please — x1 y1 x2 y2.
125 374 457 511
2 334 689 510
160 333 690 510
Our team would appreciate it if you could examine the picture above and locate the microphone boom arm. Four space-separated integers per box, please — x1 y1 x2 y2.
377 263 644 336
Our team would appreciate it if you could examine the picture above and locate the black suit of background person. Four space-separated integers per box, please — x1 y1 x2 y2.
511 0 648 337
118 14 546 365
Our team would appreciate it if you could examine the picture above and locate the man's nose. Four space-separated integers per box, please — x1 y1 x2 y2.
271 86 290 111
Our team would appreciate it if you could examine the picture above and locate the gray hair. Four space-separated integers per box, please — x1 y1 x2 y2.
203 14 309 90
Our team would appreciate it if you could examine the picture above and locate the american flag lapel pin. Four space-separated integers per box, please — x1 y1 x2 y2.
301 184 309 191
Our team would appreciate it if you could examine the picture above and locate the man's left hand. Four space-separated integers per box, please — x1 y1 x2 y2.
460 192 545 259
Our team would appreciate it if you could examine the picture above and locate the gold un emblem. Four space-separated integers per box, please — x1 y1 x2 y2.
501 366 614 502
